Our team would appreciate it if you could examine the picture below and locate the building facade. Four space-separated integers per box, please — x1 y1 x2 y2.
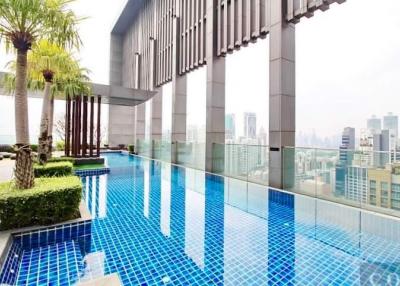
108 0 345 187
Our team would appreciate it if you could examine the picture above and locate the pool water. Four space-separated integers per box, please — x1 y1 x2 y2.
2 152 400 285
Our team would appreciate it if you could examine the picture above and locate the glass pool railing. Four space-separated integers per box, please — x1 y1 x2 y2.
132 140 400 218
283 146 400 218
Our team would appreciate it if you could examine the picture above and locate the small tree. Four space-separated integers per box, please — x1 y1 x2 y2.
0 0 82 189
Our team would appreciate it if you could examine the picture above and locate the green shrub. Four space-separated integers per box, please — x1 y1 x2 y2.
0 144 14 153
34 162 73 177
0 176 82 230
56 141 65 151
128 144 135 153
31 144 38 152
47 157 75 164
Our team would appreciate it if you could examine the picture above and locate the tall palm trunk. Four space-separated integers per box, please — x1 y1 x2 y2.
38 81 52 164
47 95 54 159
14 49 34 189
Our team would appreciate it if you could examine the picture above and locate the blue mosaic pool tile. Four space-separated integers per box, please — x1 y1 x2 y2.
13 221 92 251
269 188 294 209
75 167 110 176
15 240 84 286
1 153 400 285
0 241 22 285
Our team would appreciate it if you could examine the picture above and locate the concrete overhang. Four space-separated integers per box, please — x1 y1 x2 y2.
111 0 144 35
91 83 155 106
0 72 155 107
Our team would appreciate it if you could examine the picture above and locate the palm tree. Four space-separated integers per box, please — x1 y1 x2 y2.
27 40 76 163
4 41 90 163
0 0 81 189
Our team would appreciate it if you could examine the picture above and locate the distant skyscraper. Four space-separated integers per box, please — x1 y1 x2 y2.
373 129 390 166
367 115 382 135
383 112 398 139
345 166 368 203
335 127 356 197
244 112 257 139
225 114 236 140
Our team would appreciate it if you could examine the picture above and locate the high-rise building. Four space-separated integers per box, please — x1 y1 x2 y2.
345 166 368 203
373 130 390 167
383 112 398 140
244 112 257 139
335 127 355 197
225 114 236 140
367 164 400 211
367 115 382 135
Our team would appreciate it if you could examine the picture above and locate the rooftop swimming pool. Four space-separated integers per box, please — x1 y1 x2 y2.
1 152 400 285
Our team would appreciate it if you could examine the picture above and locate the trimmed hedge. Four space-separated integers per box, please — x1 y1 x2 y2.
128 144 135 154
34 162 73 177
0 144 14 153
31 144 38 152
0 176 82 230
47 157 75 163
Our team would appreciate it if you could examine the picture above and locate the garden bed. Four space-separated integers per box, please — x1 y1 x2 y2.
34 161 73 177
0 176 82 230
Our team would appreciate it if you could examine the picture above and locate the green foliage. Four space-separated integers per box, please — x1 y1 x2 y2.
0 0 82 52
34 162 73 177
47 157 75 163
74 163 105 171
0 144 14 153
56 141 65 151
0 176 82 230
31 144 38 152
3 40 91 99
128 144 135 153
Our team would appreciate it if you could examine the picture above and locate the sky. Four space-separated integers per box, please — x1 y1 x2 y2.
1 0 400 144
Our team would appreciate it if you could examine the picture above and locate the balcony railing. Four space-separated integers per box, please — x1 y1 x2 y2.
134 140 400 218
283 147 400 218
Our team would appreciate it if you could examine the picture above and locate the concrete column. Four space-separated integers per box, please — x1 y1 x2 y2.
108 105 136 147
135 103 146 144
108 33 136 147
205 0 226 172
150 90 163 158
171 13 187 163
269 0 296 189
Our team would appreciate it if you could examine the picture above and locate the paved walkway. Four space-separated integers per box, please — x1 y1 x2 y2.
0 159 15 183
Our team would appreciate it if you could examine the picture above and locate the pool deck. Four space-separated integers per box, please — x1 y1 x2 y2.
77 273 122 286
0 159 14 183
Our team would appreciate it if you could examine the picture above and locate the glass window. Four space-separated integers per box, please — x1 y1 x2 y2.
381 182 389 198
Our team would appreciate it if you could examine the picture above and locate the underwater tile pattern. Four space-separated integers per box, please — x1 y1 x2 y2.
15 241 83 286
1 152 400 285
74 168 110 176
0 241 22 285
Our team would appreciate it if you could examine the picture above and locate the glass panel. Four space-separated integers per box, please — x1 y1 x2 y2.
283 147 317 197
152 140 162 160
162 83 172 162
314 148 340 203
222 144 248 181
247 144 268 185
176 141 206 170
362 150 400 218
137 139 151 157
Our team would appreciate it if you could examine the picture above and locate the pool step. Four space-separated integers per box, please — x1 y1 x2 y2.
77 273 122 286
16 240 84 286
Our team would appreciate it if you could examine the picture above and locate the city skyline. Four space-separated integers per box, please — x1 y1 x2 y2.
2 0 400 140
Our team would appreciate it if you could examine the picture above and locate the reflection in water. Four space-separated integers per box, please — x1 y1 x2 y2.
184 169 205 269
160 163 171 237
143 160 150 218
79 153 400 286
83 175 108 219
